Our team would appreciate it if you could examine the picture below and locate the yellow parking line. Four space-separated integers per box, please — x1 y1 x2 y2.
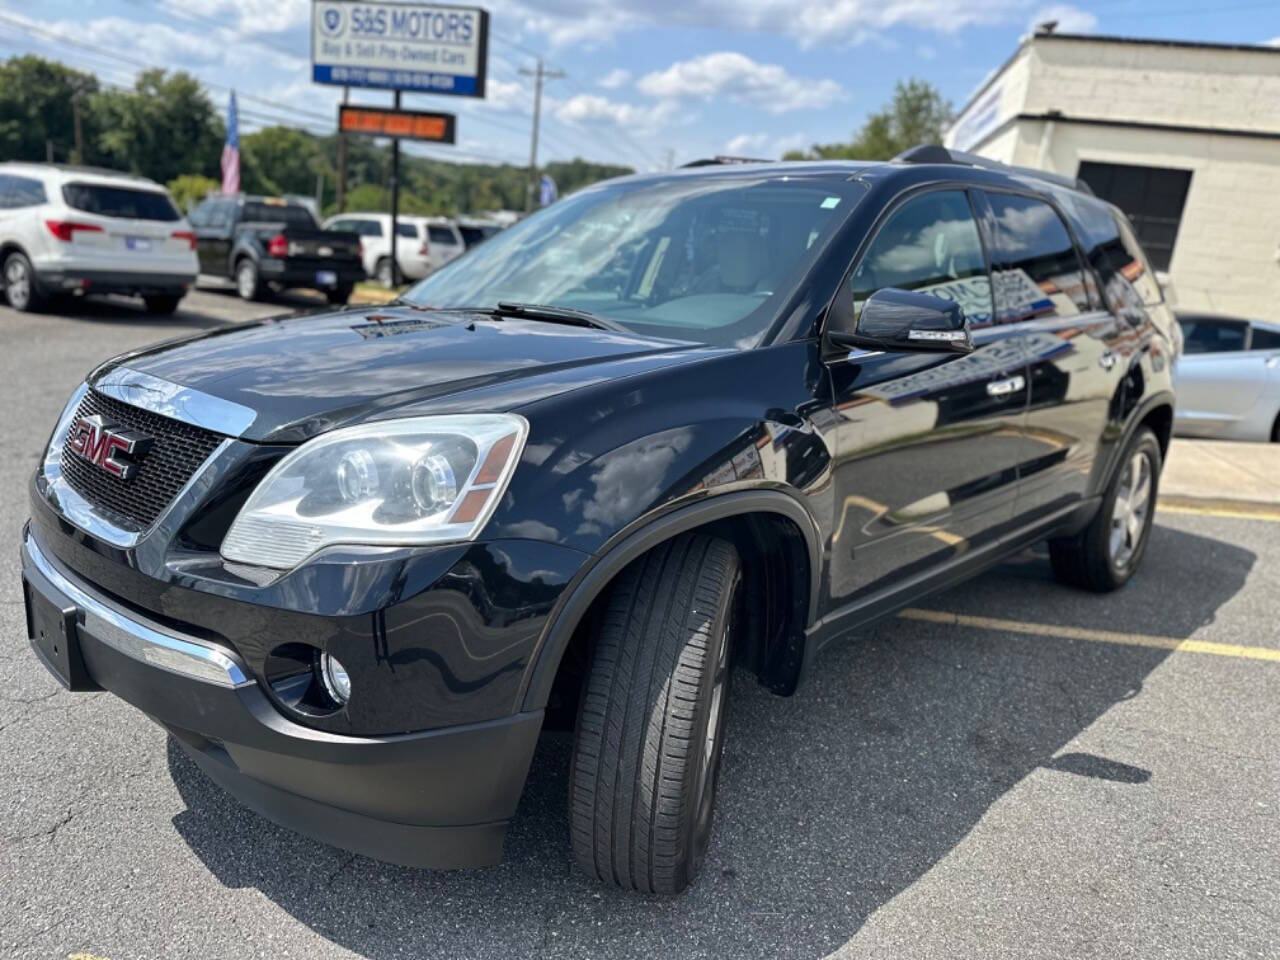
898 608 1280 662
1158 497 1280 522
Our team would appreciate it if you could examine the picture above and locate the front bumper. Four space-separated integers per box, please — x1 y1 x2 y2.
34 268 194 297
20 527 543 869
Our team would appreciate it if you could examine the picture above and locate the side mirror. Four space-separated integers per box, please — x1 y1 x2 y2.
830 287 973 354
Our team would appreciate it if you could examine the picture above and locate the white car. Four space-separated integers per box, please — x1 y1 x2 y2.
1175 311 1280 442
0 162 198 315
420 216 466 272
321 212 432 287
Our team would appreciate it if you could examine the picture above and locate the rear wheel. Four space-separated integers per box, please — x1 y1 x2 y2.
1271 413 1279 443
235 259 263 301
326 286 353 306
569 533 741 894
3 252 41 312
1049 426 1161 592
143 294 182 315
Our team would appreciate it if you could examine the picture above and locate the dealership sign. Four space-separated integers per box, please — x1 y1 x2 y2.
311 1 489 97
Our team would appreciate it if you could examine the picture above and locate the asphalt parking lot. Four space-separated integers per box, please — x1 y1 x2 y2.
2 291 1277 959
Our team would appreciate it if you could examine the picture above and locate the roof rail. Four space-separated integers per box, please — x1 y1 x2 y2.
680 155 774 168
893 144 1094 196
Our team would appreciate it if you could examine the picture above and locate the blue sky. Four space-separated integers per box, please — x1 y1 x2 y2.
2 0 1278 172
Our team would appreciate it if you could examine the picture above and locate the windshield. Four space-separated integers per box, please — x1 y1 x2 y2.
400 175 861 346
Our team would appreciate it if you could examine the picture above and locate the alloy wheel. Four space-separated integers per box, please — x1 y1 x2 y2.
5 258 30 310
1109 450 1152 569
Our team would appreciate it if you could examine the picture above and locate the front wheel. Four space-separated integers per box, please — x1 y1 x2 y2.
569 533 741 894
1049 426 1162 592
326 286 353 305
3 252 42 312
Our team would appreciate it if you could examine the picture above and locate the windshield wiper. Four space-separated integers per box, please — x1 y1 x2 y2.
493 301 624 331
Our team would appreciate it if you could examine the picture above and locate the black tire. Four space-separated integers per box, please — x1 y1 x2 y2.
326 286 353 306
1049 426 1162 593
143 294 182 315
375 257 394 288
3 251 42 312
234 258 263 301
569 533 741 895
1271 412 1279 443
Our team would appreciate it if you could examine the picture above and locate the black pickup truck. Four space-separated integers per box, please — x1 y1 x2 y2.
188 195 363 303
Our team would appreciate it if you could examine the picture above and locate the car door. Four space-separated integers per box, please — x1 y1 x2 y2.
192 197 234 276
976 189 1131 525
1175 316 1266 437
823 187 1029 609
1251 324 1280 440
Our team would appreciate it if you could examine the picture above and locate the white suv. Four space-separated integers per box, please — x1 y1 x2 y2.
322 212 432 287
0 163 198 315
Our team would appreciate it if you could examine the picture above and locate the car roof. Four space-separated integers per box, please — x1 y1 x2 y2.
0 161 166 190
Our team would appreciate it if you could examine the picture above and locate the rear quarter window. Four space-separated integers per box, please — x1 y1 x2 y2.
1251 327 1280 350
2 175 47 208
62 183 179 221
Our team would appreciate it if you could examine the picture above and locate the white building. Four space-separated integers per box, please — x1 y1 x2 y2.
944 30 1280 319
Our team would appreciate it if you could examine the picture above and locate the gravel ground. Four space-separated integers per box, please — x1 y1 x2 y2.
2 289 1277 959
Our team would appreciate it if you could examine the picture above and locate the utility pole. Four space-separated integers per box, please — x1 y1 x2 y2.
72 94 84 166
336 86 349 213
519 59 564 212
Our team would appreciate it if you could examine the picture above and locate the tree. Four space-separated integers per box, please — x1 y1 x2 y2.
167 174 220 213
784 79 953 161
0 56 99 163
94 70 223 183
241 126 331 200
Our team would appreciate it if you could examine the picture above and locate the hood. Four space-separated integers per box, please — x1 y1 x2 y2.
92 307 709 442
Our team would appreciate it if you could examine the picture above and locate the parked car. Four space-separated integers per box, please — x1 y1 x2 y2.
21 147 1177 895
0 162 197 315
322 212 431 287
189 194 363 303
422 216 466 271
455 215 503 249
1173 311 1280 442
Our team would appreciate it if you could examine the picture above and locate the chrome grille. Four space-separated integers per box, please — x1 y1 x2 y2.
59 390 226 528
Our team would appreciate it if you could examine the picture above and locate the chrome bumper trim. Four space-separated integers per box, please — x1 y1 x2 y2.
94 366 257 437
24 533 253 689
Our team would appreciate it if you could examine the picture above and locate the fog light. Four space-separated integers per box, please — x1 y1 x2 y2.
318 652 351 705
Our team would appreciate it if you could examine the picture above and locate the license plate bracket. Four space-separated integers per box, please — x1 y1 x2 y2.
23 576 96 691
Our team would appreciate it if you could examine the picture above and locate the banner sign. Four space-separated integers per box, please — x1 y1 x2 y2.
312 1 489 97
339 104 457 143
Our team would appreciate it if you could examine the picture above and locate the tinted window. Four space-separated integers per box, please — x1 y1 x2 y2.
1179 320 1247 355
427 225 456 244
242 202 317 228
397 222 419 238
2 175 46 208
850 190 992 327
459 225 497 246
987 193 1089 324
62 183 178 221
1113 214 1163 306
1250 327 1280 351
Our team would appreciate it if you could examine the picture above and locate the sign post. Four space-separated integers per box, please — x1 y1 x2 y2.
312 1 489 288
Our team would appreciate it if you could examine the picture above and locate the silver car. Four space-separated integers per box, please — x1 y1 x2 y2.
1175 311 1280 442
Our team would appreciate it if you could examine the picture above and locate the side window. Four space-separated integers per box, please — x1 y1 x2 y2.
9 176 46 208
1113 213 1164 306
986 193 1090 324
428 225 457 245
850 190 992 327
189 199 214 227
1251 327 1280 351
0 175 13 209
1180 320 1247 355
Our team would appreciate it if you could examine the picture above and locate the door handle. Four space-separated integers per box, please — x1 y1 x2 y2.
986 375 1026 397
1099 351 1118 370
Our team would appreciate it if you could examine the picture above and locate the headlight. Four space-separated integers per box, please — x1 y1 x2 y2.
220 414 527 569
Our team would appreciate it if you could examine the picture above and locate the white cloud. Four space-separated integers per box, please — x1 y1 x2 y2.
917 44 938 60
598 68 633 90
725 131 808 158
161 0 309 35
553 94 682 134
1027 4 1099 34
1267 35 1280 47
638 52 846 113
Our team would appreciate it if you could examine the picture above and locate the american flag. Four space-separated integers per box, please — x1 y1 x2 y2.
221 90 240 195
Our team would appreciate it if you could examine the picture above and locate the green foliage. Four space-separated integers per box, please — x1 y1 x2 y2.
93 69 225 183
167 174 220 213
0 54 633 216
784 79 953 161
0 56 99 163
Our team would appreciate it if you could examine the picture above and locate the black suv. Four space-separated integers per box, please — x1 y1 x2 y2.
21 148 1177 894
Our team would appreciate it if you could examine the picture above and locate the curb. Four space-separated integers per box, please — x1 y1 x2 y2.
1158 495 1280 520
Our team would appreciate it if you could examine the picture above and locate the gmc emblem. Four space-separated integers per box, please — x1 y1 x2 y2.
66 415 153 481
